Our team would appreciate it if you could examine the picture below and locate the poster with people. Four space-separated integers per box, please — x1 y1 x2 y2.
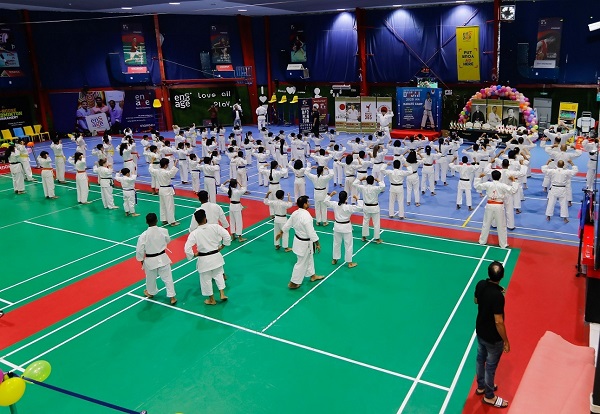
122 24 147 69
290 24 307 63
210 25 231 64
396 87 442 130
470 99 487 125
0 28 24 77
533 18 563 69
487 101 503 128
502 101 520 127
345 97 361 134
334 97 347 133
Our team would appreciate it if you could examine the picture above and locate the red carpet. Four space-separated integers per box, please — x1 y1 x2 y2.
390 129 441 140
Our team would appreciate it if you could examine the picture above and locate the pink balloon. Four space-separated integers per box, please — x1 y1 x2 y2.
480 89 485 94
0 369 3 385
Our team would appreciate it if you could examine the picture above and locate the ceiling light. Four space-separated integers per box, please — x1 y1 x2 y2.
169 2 180 4
393 4 402 6
238 9 247 11
121 7 132 9
337 8 346 11
589 21 600 31
455 1 466 3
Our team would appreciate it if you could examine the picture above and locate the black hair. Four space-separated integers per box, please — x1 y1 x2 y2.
203 156 211 164
366 175 375 185
334 144 340 151
194 209 207 225
159 158 169 168
488 261 504 282
121 167 130 175
338 190 348 206
393 160 401 169
40 150 49 158
269 160 278 181
491 170 501 181
279 139 285 156
462 156 468 163
502 159 510 168
345 154 353 165
425 145 431 156
275 190 284 199
316 166 324 177
293 159 303 170
119 142 128 157
296 195 309 208
146 213 158 226
197 190 209 203
358 150 365 159
149 145 158 153
189 153 197 161
96 144 103 150
406 150 417 164
393 140 401 148
74 152 83 162
228 179 238 198
319 148 326 156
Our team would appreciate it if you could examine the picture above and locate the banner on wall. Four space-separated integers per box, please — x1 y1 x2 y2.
122 24 148 71
397 88 442 130
76 90 156 133
0 28 24 77
299 98 312 133
359 97 376 133
313 97 328 134
170 87 247 127
211 25 231 65
345 97 361 134
533 18 563 69
290 24 307 63
0 96 32 130
334 97 347 133
456 26 480 81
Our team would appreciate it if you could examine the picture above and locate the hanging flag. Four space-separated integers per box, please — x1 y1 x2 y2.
211 26 231 64
0 28 24 77
122 24 148 72
533 18 563 69
456 26 480 81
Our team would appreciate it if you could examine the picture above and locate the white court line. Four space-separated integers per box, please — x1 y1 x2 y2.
23 221 137 248
439 248 512 413
1 221 272 359
0 358 24 372
127 292 449 392
461 195 487 227
396 246 492 413
0 197 103 231
314 230 494 263
0 226 190 294
0 297 14 306
261 231 384 333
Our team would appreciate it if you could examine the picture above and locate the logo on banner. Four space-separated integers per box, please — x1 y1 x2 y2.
173 93 191 109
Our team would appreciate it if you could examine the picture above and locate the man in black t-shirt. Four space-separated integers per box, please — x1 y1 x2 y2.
474 261 510 409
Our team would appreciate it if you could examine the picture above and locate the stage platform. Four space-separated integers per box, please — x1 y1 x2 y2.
390 129 440 140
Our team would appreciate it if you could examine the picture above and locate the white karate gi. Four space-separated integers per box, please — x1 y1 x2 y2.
189 202 229 233
353 179 385 240
8 151 25 192
305 169 334 224
93 165 116 208
256 105 267 130
474 177 518 248
382 166 412 218
199 163 219 203
542 165 578 219
184 224 232 296
377 111 394 144
219 184 246 237
282 208 319 285
68 156 89 203
325 196 362 263
115 173 137 213
150 166 179 224
37 156 56 198
50 142 66 182
264 198 293 248
136 226 176 298
261 167 288 215
449 163 477 208
16 144 33 180
293 167 307 201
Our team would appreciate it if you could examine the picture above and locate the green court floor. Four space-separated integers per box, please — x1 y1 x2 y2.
0 176 518 414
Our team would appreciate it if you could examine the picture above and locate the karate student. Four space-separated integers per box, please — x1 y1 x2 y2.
136 213 177 305
353 175 385 243
189 154 201 193
324 190 362 268
305 165 334 226
71 132 87 155
449 156 478 210
292 159 307 202
582 138 599 189
252 146 270 186
382 160 413 219
143 145 161 195
277 196 324 289
175 142 190 184
220 179 247 242
15 140 34 181
261 160 288 217
405 150 421 206
232 151 249 190
419 145 440 195
6 146 26 194
115 167 139 217
149 158 179 226
256 104 267 130
50 137 67 183
68 152 90 203
37 151 58 199
189 190 229 233
329 144 346 187
93 159 118 209
185 209 231 305
474 170 518 249
103 135 114 167
199 156 220 203
542 159 578 223
370 144 388 182
91 144 107 166
377 107 394 144
343 154 361 203
434 137 451 185
264 190 293 251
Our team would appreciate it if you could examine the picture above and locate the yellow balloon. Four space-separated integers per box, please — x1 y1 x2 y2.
0 377 26 406
23 360 52 383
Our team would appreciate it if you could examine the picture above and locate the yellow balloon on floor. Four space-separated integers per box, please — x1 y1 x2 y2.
0 377 26 406
23 360 52 382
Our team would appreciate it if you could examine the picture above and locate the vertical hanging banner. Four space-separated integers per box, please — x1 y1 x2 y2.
299 98 312 134
360 97 377 133
334 97 347 133
376 97 393 115
345 97 361 134
313 97 329 134
0 28 24 77
290 24 307 63
456 26 480 81
397 87 442 130
533 18 563 69
211 26 231 64
122 24 148 73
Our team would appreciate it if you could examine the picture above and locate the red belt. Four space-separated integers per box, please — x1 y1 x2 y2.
487 200 503 205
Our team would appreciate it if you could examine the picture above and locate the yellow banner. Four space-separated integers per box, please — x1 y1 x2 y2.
456 26 480 81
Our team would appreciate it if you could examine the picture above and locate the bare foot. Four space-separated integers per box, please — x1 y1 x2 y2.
468 206 473 211
204 299 217 305
170 297 177 305
143 289 154 299
546 216 551 221
238 237 247 242
376 239 383 244
220 296 228 301
284 248 293 253
131 213 140 217
415 203 421 207
288 281 301 289
310 275 325 282
275 245 281 250
564 218 569 223
348 262 358 268
332 259 338 265
170 221 180 227
362 236 367 242
457 204 461 210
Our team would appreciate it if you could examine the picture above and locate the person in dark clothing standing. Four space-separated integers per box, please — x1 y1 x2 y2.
474 260 510 409
311 103 320 137
208 104 219 128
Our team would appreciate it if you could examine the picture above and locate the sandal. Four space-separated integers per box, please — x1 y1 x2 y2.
482 396 508 408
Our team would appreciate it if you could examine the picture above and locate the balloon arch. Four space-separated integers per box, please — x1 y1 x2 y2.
458 85 538 131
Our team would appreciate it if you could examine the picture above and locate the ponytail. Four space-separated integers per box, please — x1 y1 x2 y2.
269 160 278 181
338 191 348 206
119 143 127 157
279 139 284 156
228 179 237 198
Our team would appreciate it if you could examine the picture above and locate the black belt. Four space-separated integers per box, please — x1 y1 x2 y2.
10 162 19 164
275 214 287 217
346 175 354 177
238 166 245 168
335 220 350 224
374 162 384 165
146 250 165 258
315 187 326 190
160 185 173 187
552 185 566 187
480 159 489 162
124 159 133 162
197 250 219 257
295 234 310 241
270 182 279 185
205 176 214 179
179 159 186 161
152 162 160 165
358 171 367 174
365 203 378 206
231 200 241 204
424 164 433 166
460 178 470 181
391 183 403 186
412 171 418 174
